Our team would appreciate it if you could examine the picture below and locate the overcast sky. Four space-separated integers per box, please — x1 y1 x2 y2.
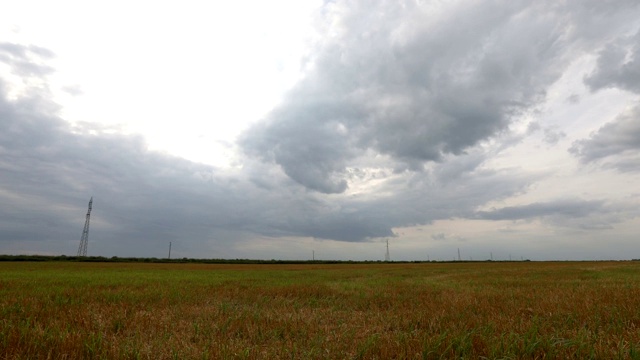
1 0 640 261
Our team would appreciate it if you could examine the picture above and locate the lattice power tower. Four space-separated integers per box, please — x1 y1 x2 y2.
385 239 390 262
77 197 93 257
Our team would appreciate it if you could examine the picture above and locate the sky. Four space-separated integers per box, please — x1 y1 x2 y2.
1 0 640 261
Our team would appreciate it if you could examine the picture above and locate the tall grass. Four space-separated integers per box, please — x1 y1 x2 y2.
1 261 640 359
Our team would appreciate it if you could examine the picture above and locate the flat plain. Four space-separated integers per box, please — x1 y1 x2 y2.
1 261 640 359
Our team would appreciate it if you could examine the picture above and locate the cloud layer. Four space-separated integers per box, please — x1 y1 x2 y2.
241 0 640 193
2 1 640 259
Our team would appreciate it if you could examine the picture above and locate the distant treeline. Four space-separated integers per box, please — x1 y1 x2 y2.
0 254 542 264
0 254 446 264
13 255 640 263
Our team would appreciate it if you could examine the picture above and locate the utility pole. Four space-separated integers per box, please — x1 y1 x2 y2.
77 197 93 257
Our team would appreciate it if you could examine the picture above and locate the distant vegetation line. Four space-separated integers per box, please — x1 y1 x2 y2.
0 254 408 264
6 254 636 263
0 254 510 264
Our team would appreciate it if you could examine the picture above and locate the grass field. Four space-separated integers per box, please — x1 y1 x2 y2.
1 261 640 359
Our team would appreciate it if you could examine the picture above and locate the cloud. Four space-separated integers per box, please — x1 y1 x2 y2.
241 107 355 193
542 128 567 145
0 48 523 253
0 55 534 251
61 84 83 96
241 0 640 194
573 27 640 172
584 30 640 93
475 200 606 221
473 198 640 231
3 1 640 259
526 122 567 145
430 232 464 242
0 47 252 254
0 42 55 77
570 104 640 171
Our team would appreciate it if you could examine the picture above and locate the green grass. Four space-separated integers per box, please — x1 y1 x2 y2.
1 261 640 359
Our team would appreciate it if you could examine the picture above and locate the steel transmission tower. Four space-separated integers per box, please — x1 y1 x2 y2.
77 197 93 257
385 239 390 262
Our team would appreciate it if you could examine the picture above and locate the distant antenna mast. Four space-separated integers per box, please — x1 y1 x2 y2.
77 197 92 257
385 239 390 262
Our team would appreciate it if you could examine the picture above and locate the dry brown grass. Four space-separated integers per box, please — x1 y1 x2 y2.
1 261 640 359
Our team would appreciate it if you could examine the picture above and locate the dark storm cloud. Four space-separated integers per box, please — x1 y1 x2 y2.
241 0 640 194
